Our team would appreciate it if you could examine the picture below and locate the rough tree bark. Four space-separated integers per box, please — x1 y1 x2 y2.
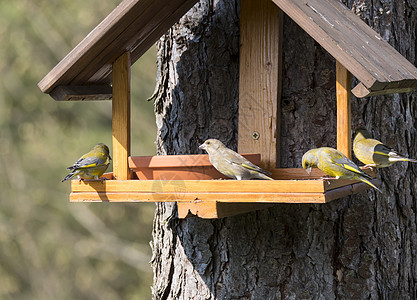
150 0 417 299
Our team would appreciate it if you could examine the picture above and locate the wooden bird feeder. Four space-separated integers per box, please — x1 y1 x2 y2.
39 0 417 218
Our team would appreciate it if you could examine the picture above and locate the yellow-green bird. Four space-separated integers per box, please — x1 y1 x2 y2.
199 139 273 180
302 147 381 192
353 127 417 168
62 143 111 182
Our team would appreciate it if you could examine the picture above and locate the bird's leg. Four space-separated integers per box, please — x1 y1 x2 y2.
100 177 107 184
319 176 337 184
362 164 376 171
319 175 337 180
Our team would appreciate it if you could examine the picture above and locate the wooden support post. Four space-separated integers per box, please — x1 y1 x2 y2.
112 52 131 180
336 60 352 159
178 0 283 219
238 0 283 169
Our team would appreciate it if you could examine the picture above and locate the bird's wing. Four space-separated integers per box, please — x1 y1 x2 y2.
68 156 107 170
225 150 272 175
330 155 372 179
373 143 392 157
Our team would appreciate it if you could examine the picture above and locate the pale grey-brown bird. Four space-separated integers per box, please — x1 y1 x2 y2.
199 139 273 180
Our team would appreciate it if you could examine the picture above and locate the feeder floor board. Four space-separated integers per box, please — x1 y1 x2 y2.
69 171 379 204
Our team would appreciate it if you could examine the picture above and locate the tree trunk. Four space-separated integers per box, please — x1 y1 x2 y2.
151 0 417 299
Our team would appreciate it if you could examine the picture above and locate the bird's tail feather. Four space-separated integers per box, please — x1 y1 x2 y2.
360 177 382 193
389 152 417 163
62 172 75 182
259 173 274 180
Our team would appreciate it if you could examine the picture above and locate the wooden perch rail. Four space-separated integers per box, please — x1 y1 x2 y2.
69 168 378 214
70 172 378 201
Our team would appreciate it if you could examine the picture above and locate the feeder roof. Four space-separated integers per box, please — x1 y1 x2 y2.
38 0 417 100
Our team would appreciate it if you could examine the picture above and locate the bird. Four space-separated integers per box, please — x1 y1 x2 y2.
199 139 273 180
62 143 111 182
302 147 381 192
353 127 417 168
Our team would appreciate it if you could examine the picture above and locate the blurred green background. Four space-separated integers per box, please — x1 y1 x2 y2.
0 0 157 298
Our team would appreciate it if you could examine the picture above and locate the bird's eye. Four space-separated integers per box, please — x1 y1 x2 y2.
206 141 210 145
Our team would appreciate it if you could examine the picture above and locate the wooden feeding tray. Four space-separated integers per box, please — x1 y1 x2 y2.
128 154 261 180
69 158 378 218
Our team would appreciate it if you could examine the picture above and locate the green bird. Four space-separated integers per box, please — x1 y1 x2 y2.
62 143 111 182
353 127 417 168
302 147 381 193
199 139 273 180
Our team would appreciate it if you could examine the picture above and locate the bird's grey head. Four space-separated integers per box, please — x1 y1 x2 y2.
199 139 224 153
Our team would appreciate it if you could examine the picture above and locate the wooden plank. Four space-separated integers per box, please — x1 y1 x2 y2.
49 85 112 101
69 179 379 203
38 0 198 94
271 0 417 93
85 0 198 84
71 167 376 194
324 179 379 202
102 173 114 180
112 52 131 180
321 0 416 81
69 178 369 194
177 202 274 219
128 154 260 168
238 0 283 170
271 168 324 180
177 202 218 218
128 154 261 180
70 192 328 203
71 178 327 193
351 82 417 98
336 61 352 158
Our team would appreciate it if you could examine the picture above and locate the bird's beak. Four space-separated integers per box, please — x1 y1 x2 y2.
199 144 205 150
306 167 312 176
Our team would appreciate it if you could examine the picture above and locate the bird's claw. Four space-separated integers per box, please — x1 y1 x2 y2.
319 176 337 184
362 165 376 171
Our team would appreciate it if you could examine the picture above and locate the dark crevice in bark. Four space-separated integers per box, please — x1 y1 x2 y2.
160 236 177 300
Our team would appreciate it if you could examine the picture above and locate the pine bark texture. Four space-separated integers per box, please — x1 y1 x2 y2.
151 0 417 299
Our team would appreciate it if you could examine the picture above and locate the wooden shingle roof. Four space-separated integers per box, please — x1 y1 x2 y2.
38 0 199 100
38 0 417 100
272 0 417 97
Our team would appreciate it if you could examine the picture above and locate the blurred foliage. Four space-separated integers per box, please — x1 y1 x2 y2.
0 0 157 298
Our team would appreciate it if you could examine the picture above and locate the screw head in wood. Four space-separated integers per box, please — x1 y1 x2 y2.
252 131 260 140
